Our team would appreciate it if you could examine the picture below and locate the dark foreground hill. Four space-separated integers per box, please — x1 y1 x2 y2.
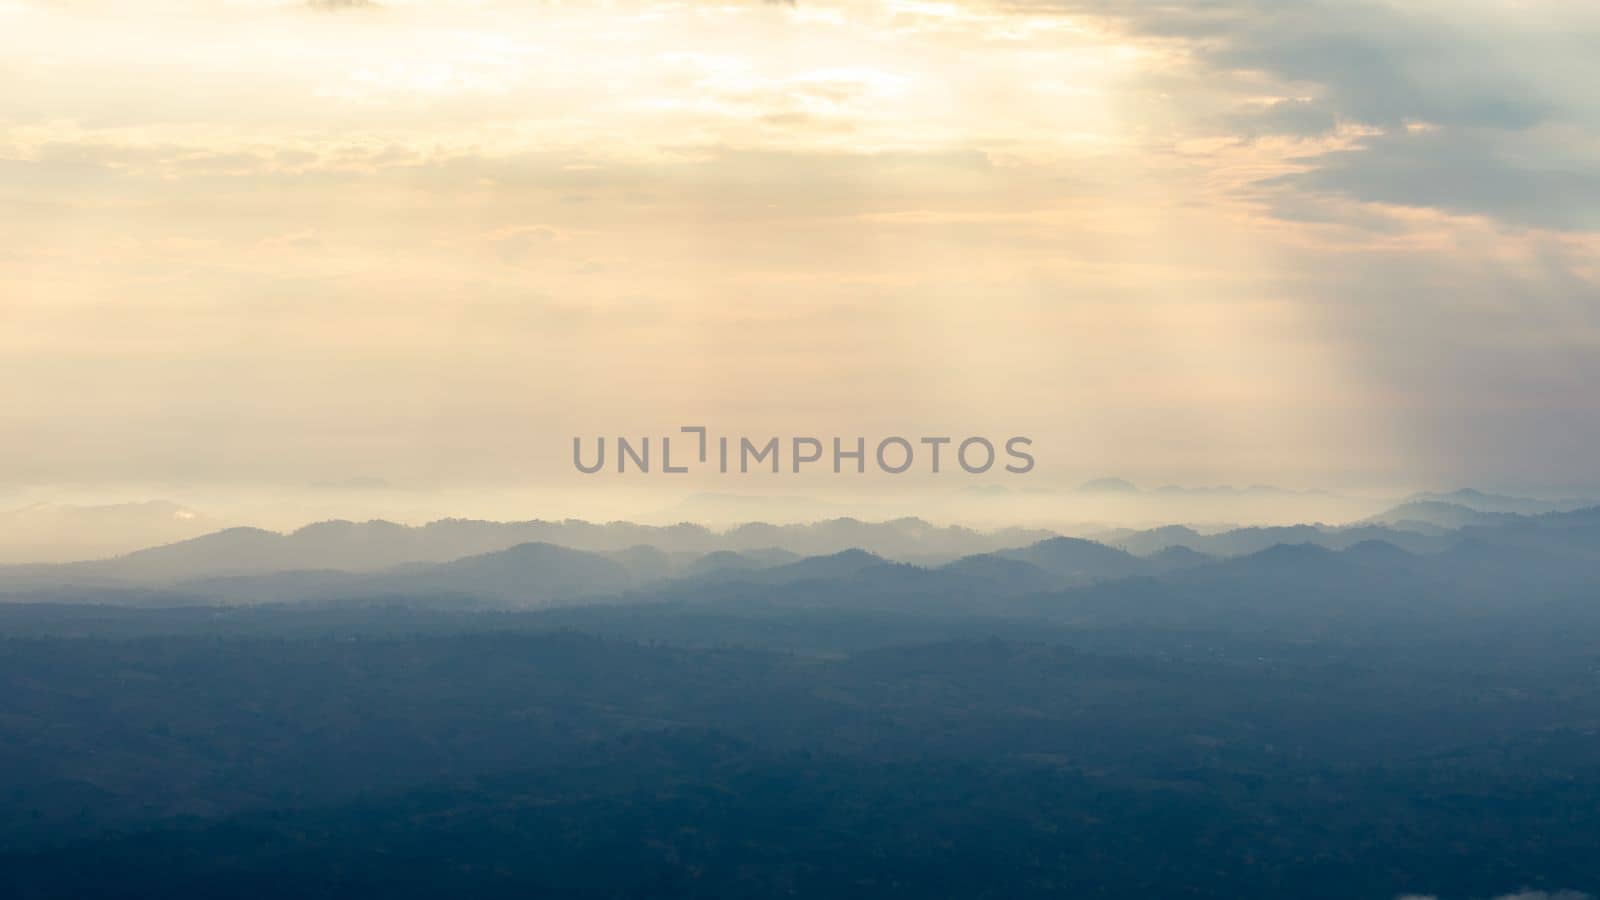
5 509 1600 898
1 611 1599 899
7 726 1598 900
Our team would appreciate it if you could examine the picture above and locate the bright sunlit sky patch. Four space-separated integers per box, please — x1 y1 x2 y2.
3 0 1599 514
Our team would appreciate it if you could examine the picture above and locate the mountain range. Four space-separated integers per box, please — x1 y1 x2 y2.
3 504 1598 622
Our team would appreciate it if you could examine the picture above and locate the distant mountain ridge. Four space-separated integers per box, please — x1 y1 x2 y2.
1364 501 1518 531
1404 488 1597 516
4 505 1600 616
0 516 1058 585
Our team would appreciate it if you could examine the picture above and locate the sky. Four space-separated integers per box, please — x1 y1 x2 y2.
3 0 1599 528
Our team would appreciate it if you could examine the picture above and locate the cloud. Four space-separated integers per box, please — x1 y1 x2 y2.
306 0 378 10
1270 128 1600 230
3 0 1597 492
1012 0 1573 130
1226 98 1339 138
1006 0 1600 230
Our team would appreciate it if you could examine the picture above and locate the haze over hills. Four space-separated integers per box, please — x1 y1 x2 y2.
6 481 1594 568
0 516 1054 587
1363 501 1521 532
5 498 1600 898
2 501 1598 621
1404 489 1599 516
0 501 214 564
